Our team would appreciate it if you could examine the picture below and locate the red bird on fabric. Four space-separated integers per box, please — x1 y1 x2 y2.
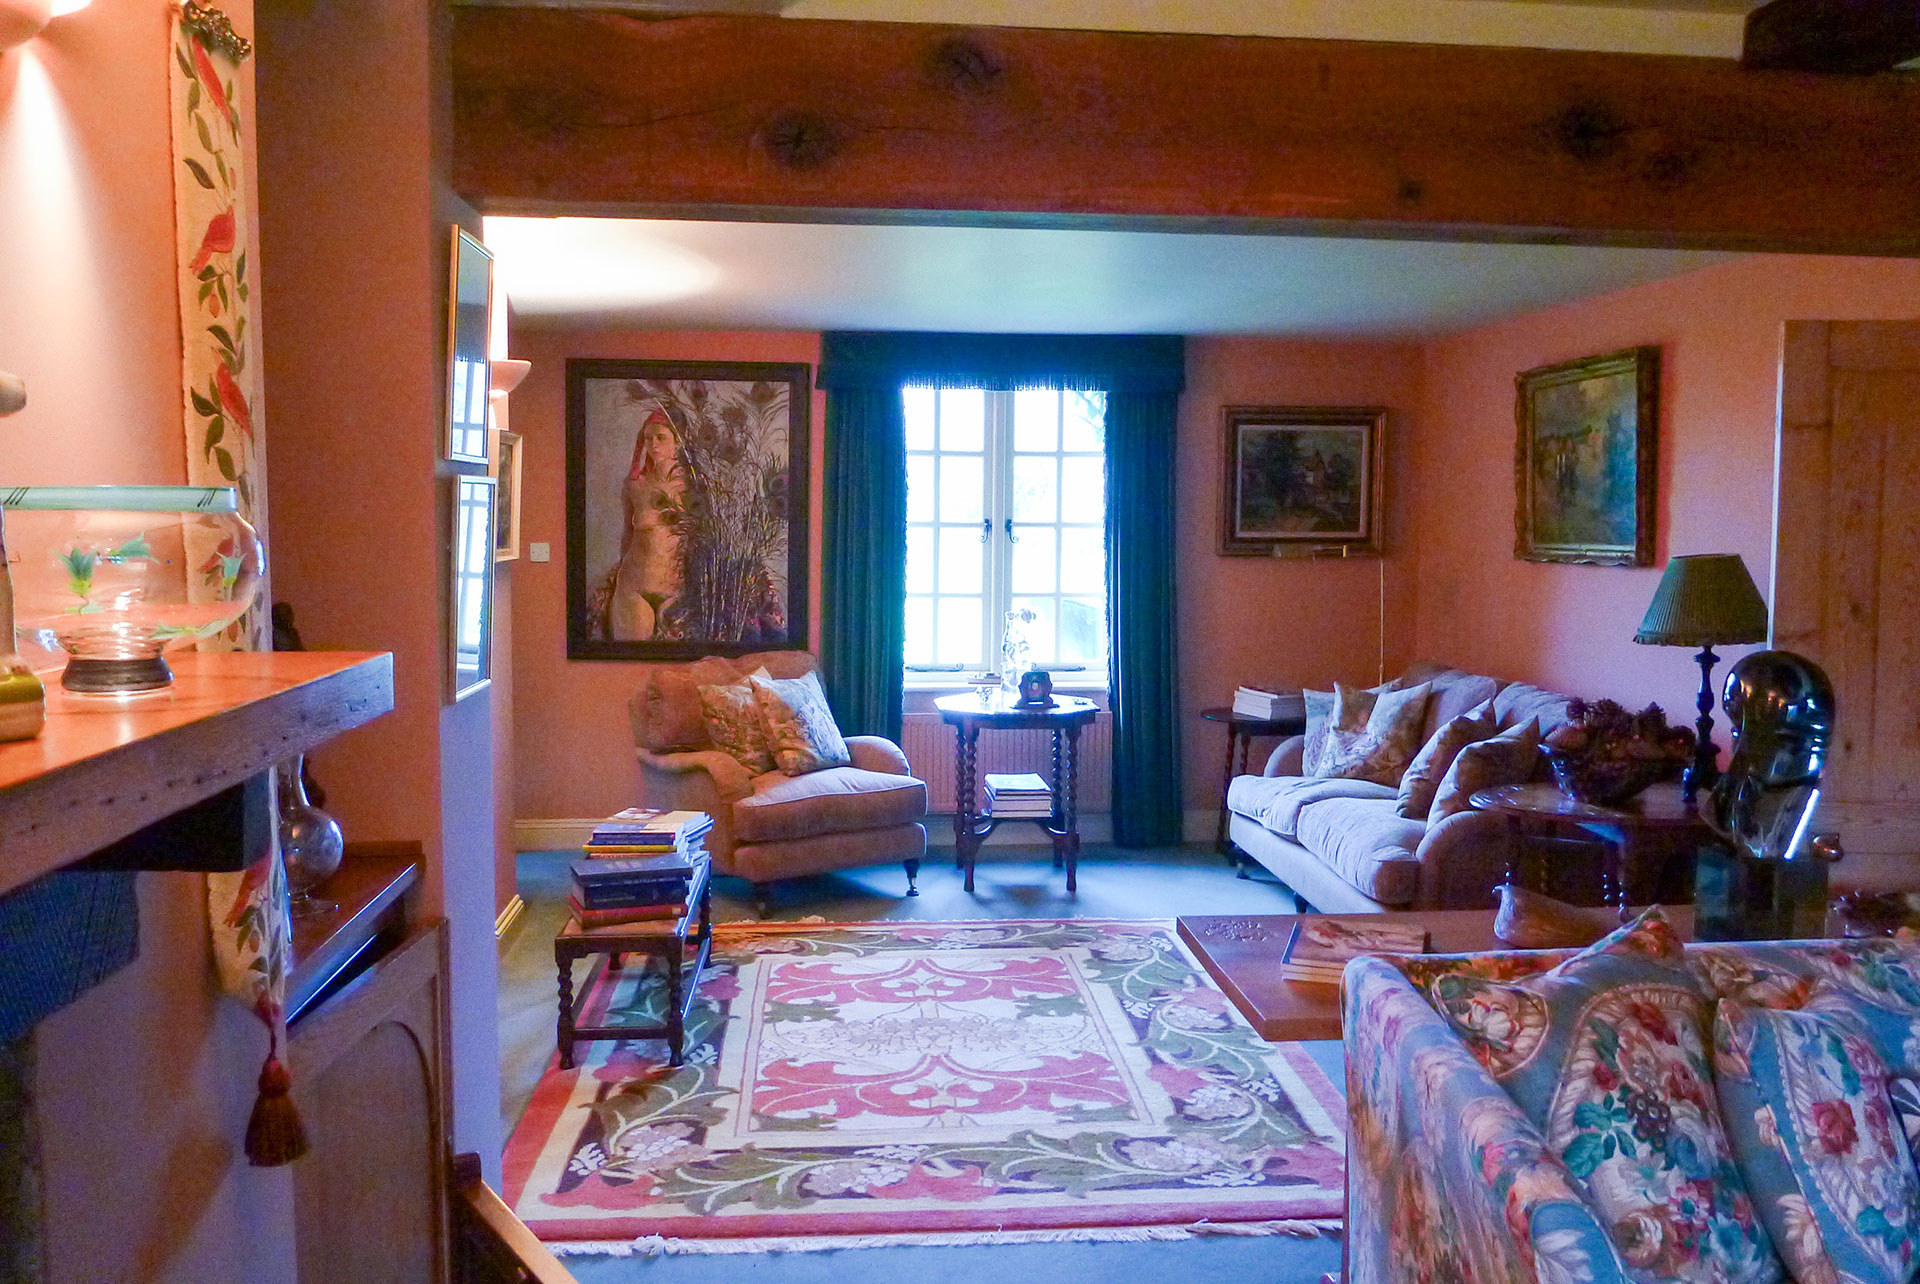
215 362 252 439
190 208 235 274
192 40 231 124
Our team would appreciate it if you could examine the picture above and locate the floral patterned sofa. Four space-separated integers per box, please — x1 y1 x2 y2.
1343 911 1920 1284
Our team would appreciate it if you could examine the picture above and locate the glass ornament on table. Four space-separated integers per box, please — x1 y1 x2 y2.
1000 605 1037 694
1 486 263 694
279 755 344 919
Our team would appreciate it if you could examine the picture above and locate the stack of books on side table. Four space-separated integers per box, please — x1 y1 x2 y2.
1233 686 1306 720
1279 915 1430 986
569 852 703 928
584 808 713 859
984 772 1053 818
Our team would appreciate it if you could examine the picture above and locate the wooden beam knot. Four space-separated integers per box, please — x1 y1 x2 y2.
928 35 1006 96
761 109 844 170
1552 102 1631 163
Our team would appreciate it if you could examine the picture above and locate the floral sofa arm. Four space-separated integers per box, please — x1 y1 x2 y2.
1343 957 1627 1284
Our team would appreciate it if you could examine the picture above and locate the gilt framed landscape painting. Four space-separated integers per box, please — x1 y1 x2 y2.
1514 346 1658 566
1220 405 1385 556
566 359 810 661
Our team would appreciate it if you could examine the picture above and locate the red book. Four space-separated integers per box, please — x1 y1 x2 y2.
566 896 689 928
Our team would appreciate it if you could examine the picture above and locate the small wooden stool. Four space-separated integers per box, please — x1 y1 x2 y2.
554 862 712 1069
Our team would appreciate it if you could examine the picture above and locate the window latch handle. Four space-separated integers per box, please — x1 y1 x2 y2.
981 517 992 543
1004 517 1019 544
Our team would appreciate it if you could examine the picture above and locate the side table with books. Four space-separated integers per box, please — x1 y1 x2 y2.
1201 695 1307 865
556 809 715 1068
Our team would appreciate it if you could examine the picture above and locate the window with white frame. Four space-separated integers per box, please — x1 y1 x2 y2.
903 386 1108 679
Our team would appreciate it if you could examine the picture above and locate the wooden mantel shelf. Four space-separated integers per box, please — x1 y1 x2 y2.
0 651 394 896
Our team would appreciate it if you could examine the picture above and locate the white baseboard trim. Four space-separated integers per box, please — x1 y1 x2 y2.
515 810 1225 853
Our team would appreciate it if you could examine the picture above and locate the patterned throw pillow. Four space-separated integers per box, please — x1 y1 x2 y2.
1426 717 1542 824
1714 998 1920 1284
1428 908 1781 1284
749 670 851 776
1395 697 1499 820
698 672 776 776
1307 681 1433 786
1300 687 1338 772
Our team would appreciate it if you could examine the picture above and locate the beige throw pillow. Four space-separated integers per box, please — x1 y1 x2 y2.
698 671 776 776
1427 717 1542 824
1308 680 1433 787
750 670 852 776
1396 698 1499 820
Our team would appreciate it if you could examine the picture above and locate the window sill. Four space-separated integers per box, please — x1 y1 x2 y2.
902 674 1109 695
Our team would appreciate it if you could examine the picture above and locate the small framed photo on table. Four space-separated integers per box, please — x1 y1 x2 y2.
1220 405 1385 556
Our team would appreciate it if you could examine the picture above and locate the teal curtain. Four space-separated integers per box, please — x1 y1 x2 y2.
1106 391 1184 847
819 331 1185 836
819 385 907 739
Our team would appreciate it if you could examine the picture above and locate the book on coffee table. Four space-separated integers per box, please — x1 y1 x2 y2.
1279 915 1430 986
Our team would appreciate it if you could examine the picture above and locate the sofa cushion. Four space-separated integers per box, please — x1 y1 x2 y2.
750 670 852 775
733 766 928 843
1493 681 1574 740
1226 774 1396 840
700 674 777 776
1427 717 1541 823
1427 909 1780 1284
1292 796 1426 906
1397 698 1499 820
1309 681 1433 785
1418 670 1503 744
642 655 739 752
1713 998 1920 1284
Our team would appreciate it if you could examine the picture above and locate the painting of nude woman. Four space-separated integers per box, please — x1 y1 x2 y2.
566 359 810 660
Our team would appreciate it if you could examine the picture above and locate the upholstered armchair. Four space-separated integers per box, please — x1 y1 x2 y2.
628 651 928 916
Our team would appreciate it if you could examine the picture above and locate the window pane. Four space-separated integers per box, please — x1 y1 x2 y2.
939 454 984 524
1060 526 1105 595
907 454 934 522
939 389 985 452
903 386 936 452
1011 595 1057 662
1063 391 1106 453
1061 597 1108 666
905 526 934 594
937 525 984 595
936 596 983 664
1012 455 1058 524
905 596 934 664
1061 457 1104 524
1010 525 1056 594
1013 389 1059 452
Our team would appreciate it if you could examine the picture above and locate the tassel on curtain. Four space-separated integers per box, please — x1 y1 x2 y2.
819 332 1185 844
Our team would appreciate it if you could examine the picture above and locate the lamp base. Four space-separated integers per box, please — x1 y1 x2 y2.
61 656 174 695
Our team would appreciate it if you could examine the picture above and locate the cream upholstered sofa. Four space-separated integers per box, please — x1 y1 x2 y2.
1225 664 1575 914
629 651 928 914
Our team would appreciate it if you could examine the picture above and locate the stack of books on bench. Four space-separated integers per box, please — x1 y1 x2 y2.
568 853 704 929
984 773 1053 818
583 808 713 859
1279 915 1429 987
1232 685 1305 720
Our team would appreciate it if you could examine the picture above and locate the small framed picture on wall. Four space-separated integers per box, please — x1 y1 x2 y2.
1220 405 1386 556
1514 346 1658 566
445 227 494 467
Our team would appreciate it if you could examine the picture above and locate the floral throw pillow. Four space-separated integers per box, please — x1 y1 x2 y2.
1308 680 1433 786
1426 717 1542 824
750 670 852 776
698 672 776 776
1429 908 1781 1284
1714 998 1920 1284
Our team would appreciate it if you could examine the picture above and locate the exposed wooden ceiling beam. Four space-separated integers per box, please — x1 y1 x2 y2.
1743 0 1920 73
452 9 1920 254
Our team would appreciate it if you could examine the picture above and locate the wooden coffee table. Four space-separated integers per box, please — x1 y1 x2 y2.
1177 905 1695 1042
554 861 712 1069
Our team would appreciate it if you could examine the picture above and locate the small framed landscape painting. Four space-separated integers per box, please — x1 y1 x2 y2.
492 428 522 562
1220 405 1385 556
566 359 810 661
1514 346 1658 566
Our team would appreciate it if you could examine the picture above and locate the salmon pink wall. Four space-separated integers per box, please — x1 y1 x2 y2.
0 4 299 1281
1177 337 1424 809
508 329 826 822
1413 255 1920 726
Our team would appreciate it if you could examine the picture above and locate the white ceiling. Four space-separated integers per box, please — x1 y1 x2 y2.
486 217 1741 339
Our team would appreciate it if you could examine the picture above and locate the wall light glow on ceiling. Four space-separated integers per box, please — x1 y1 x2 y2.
482 216 721 317
48 0 91 16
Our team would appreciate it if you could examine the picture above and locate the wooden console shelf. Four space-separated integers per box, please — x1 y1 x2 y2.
0 651 394 896
290 842 423 1024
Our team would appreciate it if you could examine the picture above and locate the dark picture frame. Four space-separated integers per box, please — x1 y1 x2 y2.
445 227 494 467
1514 346 1659 566
566 359 811 661
1219 405 1386 556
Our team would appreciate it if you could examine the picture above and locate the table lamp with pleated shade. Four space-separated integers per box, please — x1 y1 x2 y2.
1633 553 1769 799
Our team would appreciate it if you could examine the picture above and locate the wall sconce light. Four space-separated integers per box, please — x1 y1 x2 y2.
1 0 88 51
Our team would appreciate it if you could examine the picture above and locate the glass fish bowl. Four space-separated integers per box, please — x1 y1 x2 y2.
2 486 264 694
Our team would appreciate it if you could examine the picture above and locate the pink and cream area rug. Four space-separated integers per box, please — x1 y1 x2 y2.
504 919 1345 1254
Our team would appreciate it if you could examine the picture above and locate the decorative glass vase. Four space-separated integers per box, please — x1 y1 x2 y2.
1001 606 1036 692
279 756 343 919
1 486 263 693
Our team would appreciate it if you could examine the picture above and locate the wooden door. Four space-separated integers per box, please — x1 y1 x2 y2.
1775 321 1920 892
